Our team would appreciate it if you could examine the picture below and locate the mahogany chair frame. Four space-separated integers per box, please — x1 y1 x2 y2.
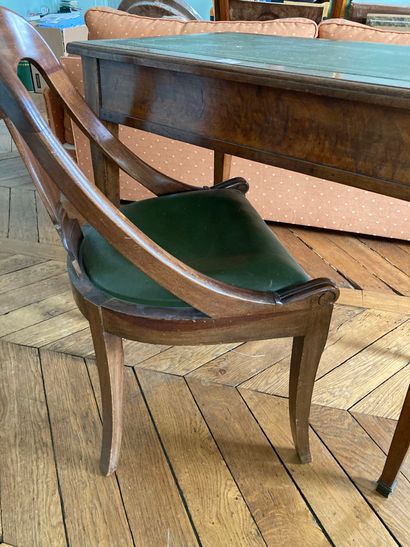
0 7 338 476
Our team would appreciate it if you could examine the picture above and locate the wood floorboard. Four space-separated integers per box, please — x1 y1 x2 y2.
0 254 44 276
238 307 404 396
0 341 66 547
2 308 88 347
188 378 328 545
240 390 397 546
0 238 66 261
0 261 66 294
40 350 134 546
292 228 394 292
8 189 38 242
310 405 410 545
325 233 410 296
0 291 76 338
0 157 31 182
312 320 410 409
136 342 241 375
0 187 10 238
0 272 69 315
360 236 410 277
0 310 407 546
338 287 410 314
351 412 410 481
350 365 410 420
36 194 61 246
0 173 35 190
0 150 19 160
0 150 409 545
397 242 410 256
270 224 353 288
137 369 265 546
87 362 200 546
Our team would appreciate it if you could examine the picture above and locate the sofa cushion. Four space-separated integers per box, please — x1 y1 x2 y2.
81 187 309 307
85 7 318 39
319 18 410 45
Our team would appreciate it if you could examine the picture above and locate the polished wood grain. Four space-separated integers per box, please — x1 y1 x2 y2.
348 0 410 23
89 305 125 475
68 33 410 202
289 304 333 462
214 0 327 23
0 8 338 476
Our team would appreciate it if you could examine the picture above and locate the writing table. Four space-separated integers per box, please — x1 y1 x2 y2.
68 33 410 204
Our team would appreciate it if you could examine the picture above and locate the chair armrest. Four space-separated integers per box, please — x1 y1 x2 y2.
47 66 199 197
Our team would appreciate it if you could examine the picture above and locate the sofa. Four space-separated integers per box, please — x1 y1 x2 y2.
47 7 410 240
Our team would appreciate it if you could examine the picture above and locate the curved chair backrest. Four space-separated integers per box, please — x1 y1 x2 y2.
118 0 201 20
0 7 280 318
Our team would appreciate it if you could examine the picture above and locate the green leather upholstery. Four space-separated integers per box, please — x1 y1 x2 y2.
80 188 309 308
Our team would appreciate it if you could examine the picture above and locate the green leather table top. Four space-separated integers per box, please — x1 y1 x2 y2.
80 189 309 308
69 32 410 91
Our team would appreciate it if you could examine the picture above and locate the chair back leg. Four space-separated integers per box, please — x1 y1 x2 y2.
89 306 125 476
289 304 333 463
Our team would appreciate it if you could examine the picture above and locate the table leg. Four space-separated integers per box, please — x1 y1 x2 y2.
82 57 120 207
214 151 232 184
376 385 410 497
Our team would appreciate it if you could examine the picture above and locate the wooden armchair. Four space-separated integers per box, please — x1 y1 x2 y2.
0 7 339 476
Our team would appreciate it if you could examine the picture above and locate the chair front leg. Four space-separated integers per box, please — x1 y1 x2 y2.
289 305 333 463
89 306 124 476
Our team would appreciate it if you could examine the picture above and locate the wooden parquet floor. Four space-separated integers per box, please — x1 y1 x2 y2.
0 151 409 546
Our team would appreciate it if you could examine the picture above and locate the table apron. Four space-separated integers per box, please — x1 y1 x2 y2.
97 59 410 201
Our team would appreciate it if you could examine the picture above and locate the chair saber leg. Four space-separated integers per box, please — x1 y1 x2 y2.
289 306 333 463
376 385 410 497
89 308 124 476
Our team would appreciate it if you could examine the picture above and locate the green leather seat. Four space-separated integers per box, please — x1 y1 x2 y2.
80 188 309 308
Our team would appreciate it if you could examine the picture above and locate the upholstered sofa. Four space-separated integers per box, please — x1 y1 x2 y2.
47 7 410 239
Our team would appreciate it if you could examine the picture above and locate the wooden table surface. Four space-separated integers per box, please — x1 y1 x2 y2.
78 33 410 87
69 33 410 203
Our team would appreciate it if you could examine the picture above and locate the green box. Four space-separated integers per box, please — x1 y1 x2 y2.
17 60 34 92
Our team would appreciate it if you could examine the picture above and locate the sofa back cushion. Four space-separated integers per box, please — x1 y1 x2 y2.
85 7 318 39
319 18 410 45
